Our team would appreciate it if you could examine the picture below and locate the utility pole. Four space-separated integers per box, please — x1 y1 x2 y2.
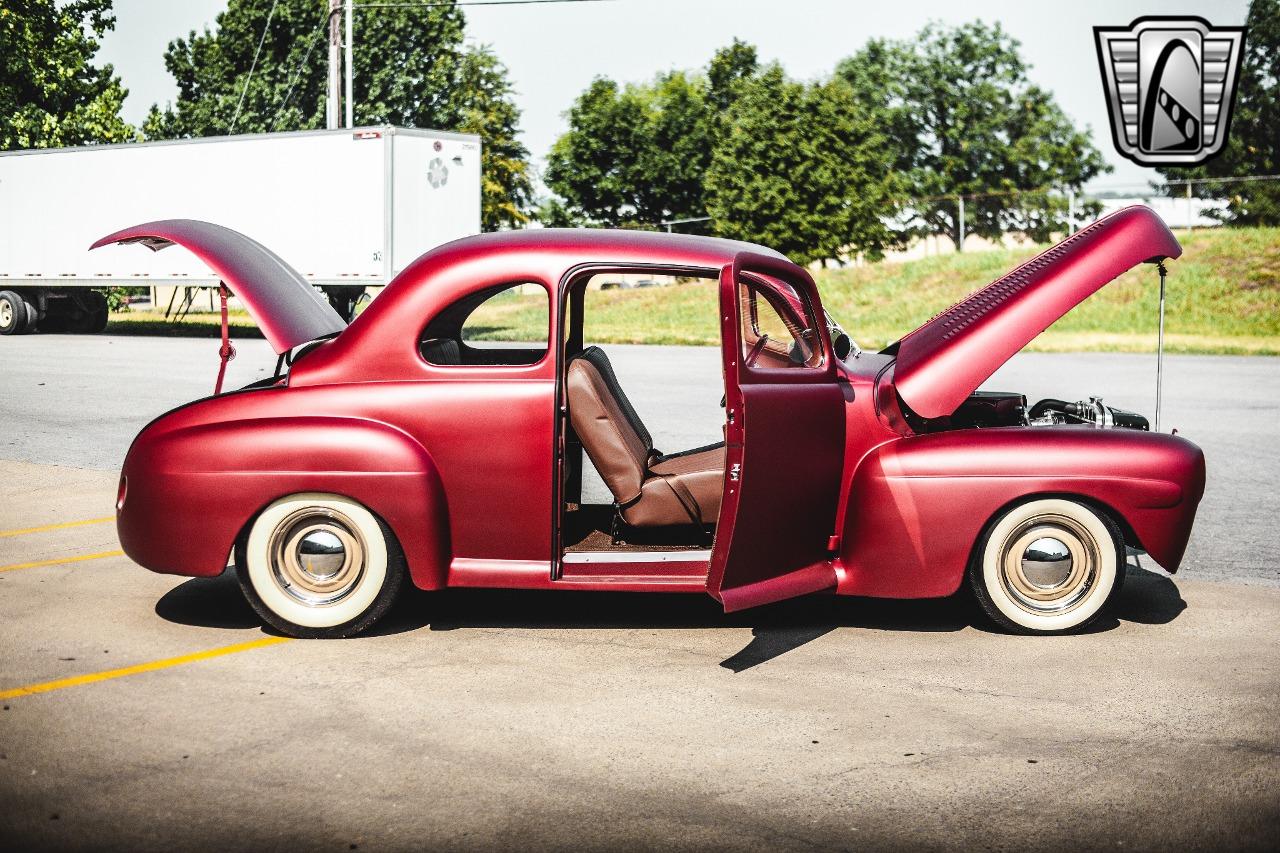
956 195 965 252
326 0 342 129
344 0 355 128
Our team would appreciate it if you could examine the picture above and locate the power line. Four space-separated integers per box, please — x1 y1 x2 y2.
335 0 613 130
230 0 282 132
272 17 329 131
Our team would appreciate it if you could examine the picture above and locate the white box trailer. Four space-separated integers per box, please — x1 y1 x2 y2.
0 126 481 334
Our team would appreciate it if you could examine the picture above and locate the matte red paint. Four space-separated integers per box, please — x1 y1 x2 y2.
893 206 1182 419
837 428 1205 598
705 254 846 611
107 207 1204 613
91 219 346 353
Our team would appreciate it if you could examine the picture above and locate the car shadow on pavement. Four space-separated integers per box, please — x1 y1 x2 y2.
1111 559 1188 625
410 590 976 672
153 558 1188 671
154 571 260 629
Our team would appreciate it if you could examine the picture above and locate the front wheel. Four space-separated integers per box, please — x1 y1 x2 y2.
236 493 405 638
969 498 1126 634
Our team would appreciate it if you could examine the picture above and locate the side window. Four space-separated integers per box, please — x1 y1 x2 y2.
739 280 822 369
421 282 549 366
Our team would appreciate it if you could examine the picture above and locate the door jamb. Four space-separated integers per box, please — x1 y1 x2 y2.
549 262 720 580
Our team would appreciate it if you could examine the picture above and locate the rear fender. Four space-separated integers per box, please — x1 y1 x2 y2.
837 428 1205 598
118 416 451 590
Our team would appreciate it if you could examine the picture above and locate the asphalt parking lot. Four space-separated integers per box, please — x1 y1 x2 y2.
1 334 1278 851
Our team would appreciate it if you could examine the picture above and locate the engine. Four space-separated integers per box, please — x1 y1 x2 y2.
1026 396 1150 430
937 391 1150 432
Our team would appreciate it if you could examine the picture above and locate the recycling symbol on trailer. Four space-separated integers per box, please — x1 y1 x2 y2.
427 157 449 189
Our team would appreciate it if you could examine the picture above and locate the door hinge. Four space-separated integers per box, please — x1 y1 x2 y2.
826 535 841 553
729 462 741 482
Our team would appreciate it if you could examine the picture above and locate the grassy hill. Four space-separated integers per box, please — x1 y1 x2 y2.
109 225 1280 355
818 225 1280 355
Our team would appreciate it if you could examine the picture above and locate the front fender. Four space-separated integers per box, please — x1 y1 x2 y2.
118 415 451 590
838 428 1205 598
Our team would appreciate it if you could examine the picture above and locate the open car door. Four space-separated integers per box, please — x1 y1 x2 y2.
706 252 846 612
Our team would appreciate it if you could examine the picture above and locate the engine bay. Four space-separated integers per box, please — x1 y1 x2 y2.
936 390 1151 432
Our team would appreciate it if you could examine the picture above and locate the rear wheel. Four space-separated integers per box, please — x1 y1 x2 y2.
0 291 27 335
969 498 1126 634
236 493 405 638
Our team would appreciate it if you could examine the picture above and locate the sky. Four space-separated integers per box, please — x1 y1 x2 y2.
95 0 1252 194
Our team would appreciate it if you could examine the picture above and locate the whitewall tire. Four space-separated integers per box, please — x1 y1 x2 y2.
969 498 1126 635
236 493 404 638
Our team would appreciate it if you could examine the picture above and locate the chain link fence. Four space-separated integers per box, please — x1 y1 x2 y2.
908 174 1280 260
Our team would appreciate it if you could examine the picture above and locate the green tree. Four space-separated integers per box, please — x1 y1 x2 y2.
452 46 534 231
1156 0 1280 225
141 0 332 137
145 0 531 230
543 40 761 230
705 37 759 113
545 71 710 229
0 0 134 150
837 21 1107 247
705 66 901 264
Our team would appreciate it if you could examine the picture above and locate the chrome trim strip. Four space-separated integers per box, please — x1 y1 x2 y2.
562 550 712 564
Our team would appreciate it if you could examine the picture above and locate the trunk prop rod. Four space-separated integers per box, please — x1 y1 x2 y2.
1155 261 1167 433
214 282 236 395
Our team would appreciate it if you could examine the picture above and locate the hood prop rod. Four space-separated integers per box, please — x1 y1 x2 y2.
1155 261 1168 433
214 282 236 395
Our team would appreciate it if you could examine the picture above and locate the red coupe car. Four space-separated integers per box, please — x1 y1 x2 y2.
94 205 1204 638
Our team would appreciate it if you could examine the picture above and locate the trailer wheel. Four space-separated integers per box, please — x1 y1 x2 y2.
22 298 38 332
66 291 108 334
0 291 28 335
87 297 109 333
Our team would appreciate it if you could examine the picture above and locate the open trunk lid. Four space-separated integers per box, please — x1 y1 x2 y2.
91 219 347 354
891 205 1182 419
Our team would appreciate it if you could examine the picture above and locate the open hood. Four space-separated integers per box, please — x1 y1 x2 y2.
91 219 347 354
892 205 1182 419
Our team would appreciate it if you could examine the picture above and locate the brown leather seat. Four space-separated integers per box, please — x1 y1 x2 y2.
566 346 724 527
421 337 461 365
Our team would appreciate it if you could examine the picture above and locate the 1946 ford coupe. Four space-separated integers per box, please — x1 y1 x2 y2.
94 205 1205 638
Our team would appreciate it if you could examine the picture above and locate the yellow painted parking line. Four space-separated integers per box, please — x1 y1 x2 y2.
0 549 125 573
0 636 292 700
0 516 114 538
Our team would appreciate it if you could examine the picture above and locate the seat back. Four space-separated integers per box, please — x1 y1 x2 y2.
421 337 462 365
566 346 653 505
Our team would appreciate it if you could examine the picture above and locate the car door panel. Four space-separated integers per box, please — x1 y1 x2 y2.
706 254 846 611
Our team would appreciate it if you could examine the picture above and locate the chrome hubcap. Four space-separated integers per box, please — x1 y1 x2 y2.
268 508 366 606
297 529 346 578
1020 537 1073 588
998 514 1097 615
